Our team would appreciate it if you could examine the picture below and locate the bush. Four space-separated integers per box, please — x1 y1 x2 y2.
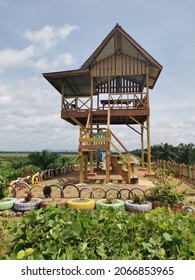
0 175 8 199
147 168 187 206
0 221 12 259
6 207 195 260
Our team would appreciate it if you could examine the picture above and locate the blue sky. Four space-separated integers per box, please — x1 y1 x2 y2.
0 0 195 151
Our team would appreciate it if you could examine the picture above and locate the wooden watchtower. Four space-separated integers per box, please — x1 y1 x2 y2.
43 24 162 184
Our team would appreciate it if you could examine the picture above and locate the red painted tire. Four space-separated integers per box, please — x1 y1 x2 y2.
40 198 67 208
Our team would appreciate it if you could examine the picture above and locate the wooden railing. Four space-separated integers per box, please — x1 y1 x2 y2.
63 92 147 112
79 127 131 182
157 160 195 186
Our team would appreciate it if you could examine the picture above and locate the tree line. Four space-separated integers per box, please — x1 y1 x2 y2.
131 143 195 165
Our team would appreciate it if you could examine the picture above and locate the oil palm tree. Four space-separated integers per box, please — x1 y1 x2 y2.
177 143 195 164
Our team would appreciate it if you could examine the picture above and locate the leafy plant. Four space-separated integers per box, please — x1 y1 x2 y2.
147 168 187 206
131 194 147 204
5 207 195 260
106 198 116 204
0 175 8 199
0 221 13 259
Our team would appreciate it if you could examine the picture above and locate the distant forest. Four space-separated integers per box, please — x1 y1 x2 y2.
131 143 195 165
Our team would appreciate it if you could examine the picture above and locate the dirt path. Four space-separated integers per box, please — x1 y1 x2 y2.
26 166 195 200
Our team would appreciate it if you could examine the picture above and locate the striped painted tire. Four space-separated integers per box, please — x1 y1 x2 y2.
182 206 195 213
14 198 42 212
95 199 124 210
125 200 152 212
40 198 67 209
66 198 96 210
0 198 15 210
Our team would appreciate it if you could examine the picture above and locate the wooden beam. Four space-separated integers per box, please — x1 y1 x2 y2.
126 124 141 135
70 117 84 127
128 116 147 129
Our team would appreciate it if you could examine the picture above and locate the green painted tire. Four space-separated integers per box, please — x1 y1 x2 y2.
0 198 15 210
95 199 124 210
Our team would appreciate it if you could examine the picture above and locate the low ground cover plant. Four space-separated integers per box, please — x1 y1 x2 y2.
2 206 195 260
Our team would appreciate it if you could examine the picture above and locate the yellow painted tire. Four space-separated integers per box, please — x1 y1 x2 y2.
32 174 39 185
66 198 95 210
8 180 17 195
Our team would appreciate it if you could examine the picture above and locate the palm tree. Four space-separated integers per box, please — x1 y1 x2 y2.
28 150 60 170
161 143 177 161
177 143 195 164
150 144 162 161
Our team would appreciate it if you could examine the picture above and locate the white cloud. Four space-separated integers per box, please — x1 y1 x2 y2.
0 95 11 106
24 24 78 52
0 46 35 70
0 24 78 72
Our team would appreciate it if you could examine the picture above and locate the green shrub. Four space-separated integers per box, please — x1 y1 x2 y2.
0 221 13 259
0 175 8 199
6 207 195 260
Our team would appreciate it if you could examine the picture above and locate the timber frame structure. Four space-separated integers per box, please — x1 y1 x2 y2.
43 24 162 184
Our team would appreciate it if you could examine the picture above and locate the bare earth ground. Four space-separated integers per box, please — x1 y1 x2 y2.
14 166 195 202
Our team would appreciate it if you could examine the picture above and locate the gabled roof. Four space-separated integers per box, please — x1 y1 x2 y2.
81 23 162 88
43 24 162 96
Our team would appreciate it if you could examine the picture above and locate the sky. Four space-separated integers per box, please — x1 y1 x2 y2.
0 0 195 152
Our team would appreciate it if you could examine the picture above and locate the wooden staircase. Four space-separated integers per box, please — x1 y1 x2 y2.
110 155 129 183
79 125 138 184
110 155 138 184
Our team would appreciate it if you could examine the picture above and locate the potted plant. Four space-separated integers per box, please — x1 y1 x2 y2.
0 175 15 211
13 190 42 212
125 194 152 212
146 183 187 210
66 197 96 210
40 185 67 208
96 197 124 210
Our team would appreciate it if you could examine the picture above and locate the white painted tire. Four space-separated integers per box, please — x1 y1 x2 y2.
125 200 152 212
14 198 42 211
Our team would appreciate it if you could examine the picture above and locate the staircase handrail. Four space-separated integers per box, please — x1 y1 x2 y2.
108 128 131 166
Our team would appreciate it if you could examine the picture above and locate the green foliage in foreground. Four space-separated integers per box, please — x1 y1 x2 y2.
3 207 195 260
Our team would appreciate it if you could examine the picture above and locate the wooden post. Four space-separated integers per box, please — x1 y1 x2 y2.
141 125 144 169
61 79 64 110
84 155 88 179
146 66 151 173
106 77 111 183
127 153 131 184
79 151 84 183
106 130 110 183
90 151 93 173
107 77 111 129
